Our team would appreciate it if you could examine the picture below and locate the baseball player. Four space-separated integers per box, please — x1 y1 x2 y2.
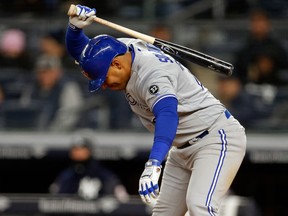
66 5 247 216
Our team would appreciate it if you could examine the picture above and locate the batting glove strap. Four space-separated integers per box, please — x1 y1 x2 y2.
139 160 162 205
69 4 96 29
145 159 161 167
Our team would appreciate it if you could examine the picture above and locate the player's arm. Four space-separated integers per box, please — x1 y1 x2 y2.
150 96 178 162
139 96 178 205
66 4 96 62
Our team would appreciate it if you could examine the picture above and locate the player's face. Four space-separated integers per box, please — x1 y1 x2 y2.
101 66 128 90
101 55 131 91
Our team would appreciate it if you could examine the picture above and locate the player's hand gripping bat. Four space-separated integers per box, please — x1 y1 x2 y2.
68 4 233 76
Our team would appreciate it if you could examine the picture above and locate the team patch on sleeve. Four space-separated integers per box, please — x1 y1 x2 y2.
149 85 159 95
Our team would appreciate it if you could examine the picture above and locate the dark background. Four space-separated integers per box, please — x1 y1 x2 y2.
0 151 287 216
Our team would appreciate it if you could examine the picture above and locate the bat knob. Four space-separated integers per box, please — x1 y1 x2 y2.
67 4 77 16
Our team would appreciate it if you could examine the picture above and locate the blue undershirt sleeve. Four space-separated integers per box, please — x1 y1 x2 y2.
149 96 179 164
65 24 90 62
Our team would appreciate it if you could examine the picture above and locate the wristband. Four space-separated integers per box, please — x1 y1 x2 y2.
145 159 161 167
68 22 82 31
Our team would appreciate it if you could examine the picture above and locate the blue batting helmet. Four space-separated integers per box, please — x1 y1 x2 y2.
79 34 128 92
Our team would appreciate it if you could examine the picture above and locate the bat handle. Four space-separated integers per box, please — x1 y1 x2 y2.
93 17 156 44
67 4 77 16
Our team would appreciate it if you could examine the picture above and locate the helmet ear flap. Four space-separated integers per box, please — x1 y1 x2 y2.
89 79 104 92
79 34 128 92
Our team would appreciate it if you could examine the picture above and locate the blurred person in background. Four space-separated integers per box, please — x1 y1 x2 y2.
0 28 33 119
228 8 288 129
0 28 32 71
39 29 78 70
149 23 190 69
103 89 135 130
150 23 173 42
50 135 129 202
20 54 84 131
216 76 257 128
233 8 288 86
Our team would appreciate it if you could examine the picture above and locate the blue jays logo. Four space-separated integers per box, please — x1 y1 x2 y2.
125 93 150 111
149 85 159 95
126 93 137 105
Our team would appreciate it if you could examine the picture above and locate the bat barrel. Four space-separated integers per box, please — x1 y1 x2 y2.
154 39 233 76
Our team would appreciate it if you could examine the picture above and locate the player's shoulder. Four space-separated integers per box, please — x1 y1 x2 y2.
117 37 146 47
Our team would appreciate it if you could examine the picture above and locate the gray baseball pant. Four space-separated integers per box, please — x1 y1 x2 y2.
152 111 246 216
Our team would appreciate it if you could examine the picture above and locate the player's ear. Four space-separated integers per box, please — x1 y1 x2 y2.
111 59 122 69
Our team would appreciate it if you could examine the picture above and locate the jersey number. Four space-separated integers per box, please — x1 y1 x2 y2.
146 43 184 70
155 54 173 63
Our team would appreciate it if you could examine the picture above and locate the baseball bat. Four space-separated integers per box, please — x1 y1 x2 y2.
68 4 233 76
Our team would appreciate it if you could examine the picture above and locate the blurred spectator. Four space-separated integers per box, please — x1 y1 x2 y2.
104 89 136 130
228 9 288 129
233 9 288 86
39 29 78 70
20 54 84 131
216 76 262 128
149 23 191 69
150 23 173 41
50 135 129 202
0 28 33 104
217 81 282 130
0 28 32 71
